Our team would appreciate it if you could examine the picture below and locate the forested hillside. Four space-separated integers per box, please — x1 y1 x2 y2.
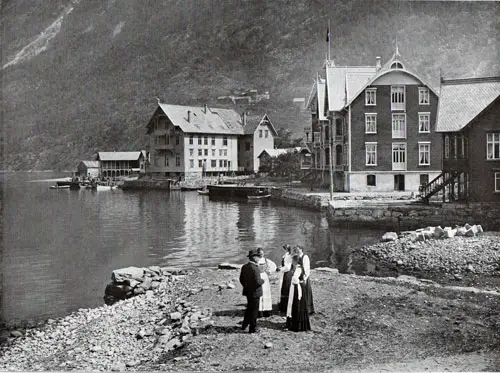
1 0 498 170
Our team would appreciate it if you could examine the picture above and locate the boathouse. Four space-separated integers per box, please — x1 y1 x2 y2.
96 151 146 179
426 76 500 203
76 160 100 178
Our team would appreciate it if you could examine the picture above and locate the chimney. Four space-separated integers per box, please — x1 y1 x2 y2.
204 104 208 113
187 110 191 122
242 112 247 126
376 56 381 71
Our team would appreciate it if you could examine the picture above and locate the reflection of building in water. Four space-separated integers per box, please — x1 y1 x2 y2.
251 204 278 247
181 196 241 265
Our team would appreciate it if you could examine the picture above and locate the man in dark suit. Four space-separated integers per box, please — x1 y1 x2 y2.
239 249 265 333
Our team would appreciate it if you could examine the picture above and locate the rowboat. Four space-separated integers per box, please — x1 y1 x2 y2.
96 185 119 191
197 188 209 195
50 185 70 189
247 193 271 200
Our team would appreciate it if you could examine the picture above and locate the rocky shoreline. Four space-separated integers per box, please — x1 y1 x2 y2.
1 231 499 371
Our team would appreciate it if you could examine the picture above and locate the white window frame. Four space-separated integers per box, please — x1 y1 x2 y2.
365 88 377 106
365 142 377 166
495 172 500 192
392 113 406 139
487 133 500 160
418 142 431 166
418 112 431 133
419 87 430 105
391 85 405 111
189 159 194 168
392 143 407 171
365 113 377 134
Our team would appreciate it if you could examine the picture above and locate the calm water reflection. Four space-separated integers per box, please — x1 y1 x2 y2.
1 172 384 323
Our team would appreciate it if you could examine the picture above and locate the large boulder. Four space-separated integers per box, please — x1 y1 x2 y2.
381 232 398 242
112 267 145 283
218 262 242 270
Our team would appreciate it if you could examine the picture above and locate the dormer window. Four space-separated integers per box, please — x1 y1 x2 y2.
391 61 404 70
419 87 430 105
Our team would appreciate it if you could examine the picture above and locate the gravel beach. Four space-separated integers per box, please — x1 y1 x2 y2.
1 233 499 372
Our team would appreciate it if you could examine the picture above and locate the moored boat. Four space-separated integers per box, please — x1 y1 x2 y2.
50 185 70 189
247 193 271 200
197 188 209 195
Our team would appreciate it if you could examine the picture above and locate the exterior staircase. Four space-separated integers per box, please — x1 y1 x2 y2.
419 170 460 204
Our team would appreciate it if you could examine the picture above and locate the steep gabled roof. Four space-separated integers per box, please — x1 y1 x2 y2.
150 104 243 135
242 114 278 136
435 76 500 133
325 61 377 112
97 152 143 161
257 148 289 158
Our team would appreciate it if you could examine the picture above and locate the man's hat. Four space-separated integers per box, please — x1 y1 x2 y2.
247 249 260 258
283 244 292 251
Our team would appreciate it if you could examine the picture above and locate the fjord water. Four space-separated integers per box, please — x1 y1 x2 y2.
1 172 384 324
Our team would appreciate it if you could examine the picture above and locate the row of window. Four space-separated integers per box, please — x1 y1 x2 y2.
365 174 430 187
188 135 229 146
365 86 430 107
189 148 228 157
258 129 270 138
188 159 230 169
365 112 430 135
365 142 431 167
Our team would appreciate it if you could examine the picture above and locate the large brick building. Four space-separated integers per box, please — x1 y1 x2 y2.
308 48 442 192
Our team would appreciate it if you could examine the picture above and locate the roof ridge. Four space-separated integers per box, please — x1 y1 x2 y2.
441 76 500 85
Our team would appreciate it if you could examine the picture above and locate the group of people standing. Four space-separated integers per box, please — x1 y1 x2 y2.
239 245 314 333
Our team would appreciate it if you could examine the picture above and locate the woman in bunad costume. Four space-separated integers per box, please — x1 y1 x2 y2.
277 244 294 313
256 248 277 317
286 245 314 331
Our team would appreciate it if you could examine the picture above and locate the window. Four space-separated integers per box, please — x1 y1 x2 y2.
198 136 202 145
487 133 500 160
265 130 269 138
418 113 430 133
495 172 500 192
420 174 429 186
198 160 203 168
189 135 194 145
219 160 223 168
367 174 376 186
445 135 450 159
365 114 377 134
204 149 208 156
365 142 377 166
419 142 430 166
211 136 216 146
204 136 208 145
335 118 343 137
391 61 404 69
189 159 194 168
391 86 405 111
365 88 376 106
189 149 194 156
211 160 217 168
223 136 228 146
224 149 228 156
223 160 228 167
392 113 406 138
175 154 181 167
245 142 251 151
259 130 263 138
198 149 202 156
212 149 216 156
419 88 430 105
176 135 180 145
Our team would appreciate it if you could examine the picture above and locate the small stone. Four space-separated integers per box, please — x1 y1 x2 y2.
125 360 140 367
110 362 126 371
165 337 183 351
264 342 274 349
170 312 182 321
10 330 23 338
226 282 236 289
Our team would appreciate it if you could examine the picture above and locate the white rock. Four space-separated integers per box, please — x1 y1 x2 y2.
382 232 398 242
112 267 145 282
170 312 182 321
314 267 339 274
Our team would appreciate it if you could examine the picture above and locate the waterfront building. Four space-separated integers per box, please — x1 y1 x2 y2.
76 160 100 178
96 151 146 178
307 47 442 193
429 76 500 203
238 113 278 173
146 103 243 180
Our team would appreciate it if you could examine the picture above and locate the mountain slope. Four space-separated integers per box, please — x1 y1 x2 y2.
1 0 499 170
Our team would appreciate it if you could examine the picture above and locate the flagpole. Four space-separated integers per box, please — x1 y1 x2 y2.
328 19 331 61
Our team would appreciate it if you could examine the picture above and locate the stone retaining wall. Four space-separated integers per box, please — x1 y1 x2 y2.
270 187 326 211
327 202 500 231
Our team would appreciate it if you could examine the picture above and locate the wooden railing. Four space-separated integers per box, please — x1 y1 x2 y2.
419 170 460 203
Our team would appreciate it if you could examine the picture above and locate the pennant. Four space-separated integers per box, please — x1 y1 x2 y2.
326 27 330 42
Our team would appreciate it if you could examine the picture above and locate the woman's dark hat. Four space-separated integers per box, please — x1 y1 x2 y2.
247 249 260 258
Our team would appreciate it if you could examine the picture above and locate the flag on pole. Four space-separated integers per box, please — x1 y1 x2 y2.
326 27 330 42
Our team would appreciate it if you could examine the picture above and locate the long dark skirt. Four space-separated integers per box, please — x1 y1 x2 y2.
278 271 294 313
286 283 311 332
304 278 315 315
